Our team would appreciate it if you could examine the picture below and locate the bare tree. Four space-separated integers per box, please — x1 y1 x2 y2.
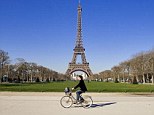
111 66 121 82
0 50 79 83
27 62 37 82
109 50 154 84
0 50 10 82
99 70 112 82
119 61 130 82
93 74 100 81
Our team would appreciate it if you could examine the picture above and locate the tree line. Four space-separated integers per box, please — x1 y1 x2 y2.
1 48 154 84
0 49 68 83
94 49 154 84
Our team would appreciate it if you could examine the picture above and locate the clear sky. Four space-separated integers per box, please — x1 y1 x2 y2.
0 0 154 74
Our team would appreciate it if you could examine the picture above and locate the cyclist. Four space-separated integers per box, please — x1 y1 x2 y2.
72 75 87 103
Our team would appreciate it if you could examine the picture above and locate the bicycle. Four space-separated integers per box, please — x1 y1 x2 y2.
60 87 93 108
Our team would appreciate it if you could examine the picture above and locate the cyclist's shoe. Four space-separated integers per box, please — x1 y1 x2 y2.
73 101 78 104
74 101 81 104
76 99 84 104
80 99 84 103
74 99 84 104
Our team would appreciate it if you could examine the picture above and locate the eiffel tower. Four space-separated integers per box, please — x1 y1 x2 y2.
66 1 93 78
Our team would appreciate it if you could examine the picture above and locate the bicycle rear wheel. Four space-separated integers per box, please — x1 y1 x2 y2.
81 95 93 108
60 96 73 108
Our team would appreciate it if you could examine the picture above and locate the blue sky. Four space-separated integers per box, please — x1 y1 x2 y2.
0 0 154 74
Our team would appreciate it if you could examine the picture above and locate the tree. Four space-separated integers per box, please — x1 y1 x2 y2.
27 62 37 82
0 49 67 83
108 50 154 84
119 61 131 82
99 70 112 82
111 66 121 82
0 50 10 82
93 74 100 81
132 76 138 84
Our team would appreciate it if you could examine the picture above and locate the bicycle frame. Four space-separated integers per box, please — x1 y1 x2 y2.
61 89 93 108
65 91 77 102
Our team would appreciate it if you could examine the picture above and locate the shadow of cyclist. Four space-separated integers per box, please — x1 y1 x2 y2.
91 102 117 108
72 102 116 108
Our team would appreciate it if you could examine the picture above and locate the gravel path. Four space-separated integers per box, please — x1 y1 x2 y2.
0 92 154 115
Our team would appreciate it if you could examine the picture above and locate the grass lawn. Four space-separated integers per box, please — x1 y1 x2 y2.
0 81 154 92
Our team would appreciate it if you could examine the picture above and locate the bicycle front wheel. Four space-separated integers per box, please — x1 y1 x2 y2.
81 95 93 108
60 96 73 108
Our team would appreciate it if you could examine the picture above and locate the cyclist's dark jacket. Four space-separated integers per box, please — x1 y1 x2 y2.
74 80 87 92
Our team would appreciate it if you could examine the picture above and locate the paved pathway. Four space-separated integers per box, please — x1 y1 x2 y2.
0 92 154 115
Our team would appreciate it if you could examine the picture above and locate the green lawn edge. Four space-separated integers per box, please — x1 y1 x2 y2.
0 81 154 93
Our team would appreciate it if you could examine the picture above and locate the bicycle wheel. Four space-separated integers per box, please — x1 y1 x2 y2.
60 96 73 108
81 95 93 108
